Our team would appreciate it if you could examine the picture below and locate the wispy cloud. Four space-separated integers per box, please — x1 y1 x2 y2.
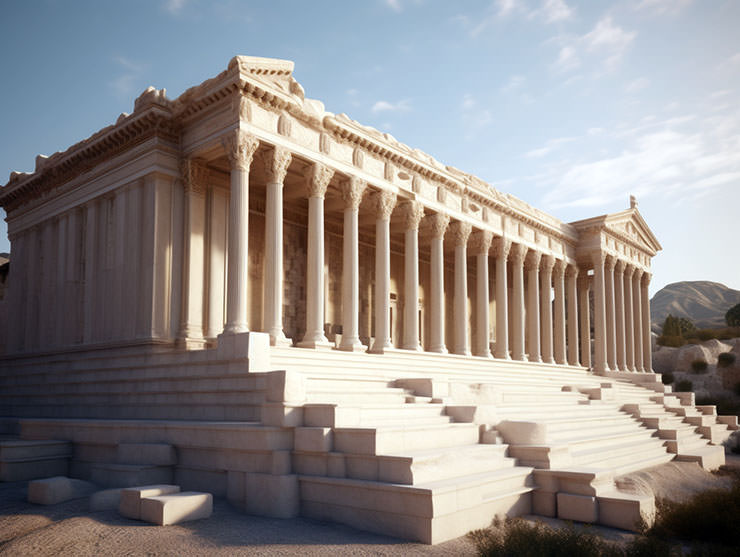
634 0 693 16
625 77 650 93
110 56 146 100
164 0 187 14
385 0 402 12
551 16 636 74
469 0 573 37
524 136 575 158
371 99 412 113
460 93 493 140
536 0 573 23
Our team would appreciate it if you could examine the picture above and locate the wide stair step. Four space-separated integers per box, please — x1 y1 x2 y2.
0 438 72 481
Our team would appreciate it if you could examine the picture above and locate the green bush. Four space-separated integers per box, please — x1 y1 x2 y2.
718 352 737 368
726 303 740 327
657 335 685 348
676 379 693 392
696 395 740 418
696 329 715 341
661 372 675 385
691 359 708 374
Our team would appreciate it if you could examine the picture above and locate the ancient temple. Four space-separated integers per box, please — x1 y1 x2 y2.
0 56 734 544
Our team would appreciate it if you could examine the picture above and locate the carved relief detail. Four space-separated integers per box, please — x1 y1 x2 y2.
400 201 425 231
437 186 447 203
341 176 366 210
541 254 555 272
374 190 397 220
427 213 450 239
510 243 528 265
565 264 579 279
412 175 421 193
552 258 566 279
614 259 626 275
450 221 473 247
491 237 512 259
305 163 334 199
222 130 259 171
470 230 493 255
277 114 291 137
352 147 364 169
384 161 395 182
233 95 252 122
182 159 208 196
525 249 542 270
263 147 292 184
319 133 331 155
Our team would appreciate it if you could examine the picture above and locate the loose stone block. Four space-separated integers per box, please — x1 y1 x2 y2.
119 484 181 520
140 491 213 525
28 476 96 505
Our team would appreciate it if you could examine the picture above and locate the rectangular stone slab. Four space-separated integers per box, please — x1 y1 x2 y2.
119 484 181 519
28 476 96 505
140 492 213 525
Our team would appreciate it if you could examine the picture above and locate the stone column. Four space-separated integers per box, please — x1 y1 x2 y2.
205 187 228 340
525 250 542 363
178 159 208 347
339 176 367 351
566 265 579 366
471 230 493 358
633 269 644 371
553 259 567 365
263 147 292 346
604 255 618 371
400 201 425 351
578 273 591 369
614 260 627 371
299 162 335 348
510 243 527 361
492 237 512 360
642 272 653 372
427 213 450 353
82 204 97 344
450 222 472 356
624 265 636 371
591 252 608 374
370 190 397 353
221 130 259 336
540 255 555 364
55 214 68 347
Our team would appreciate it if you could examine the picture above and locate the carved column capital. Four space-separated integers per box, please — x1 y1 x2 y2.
182 159 208 196
565 264 579 279
540 254 555 273
615 259 626 275
373 190 397 220
577 272 591 290
590 250 607 268
491 237 512 259
449 222 473 247
605 254 617 271
633 267 644 281
470 230 493 255
641 272 651 286
222 130 259 172
263 146 292 184
340 176 366 210
510 243 528 265
426 212 450 239
525 249 542 270
624 264 636 279
305 162 334 199
552 259 566 279
400 200 425 231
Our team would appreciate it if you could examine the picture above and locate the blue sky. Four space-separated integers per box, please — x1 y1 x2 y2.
1 0 739 297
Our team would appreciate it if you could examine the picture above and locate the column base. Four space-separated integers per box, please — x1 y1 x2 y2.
336 339 367 352
222 324 249 336
175 337 208 350
368 341 395 354
453 349 473 357
427 345 448 354
268 330 293 347
297 337 333 350
494 350 512 360
474 351 493 359
400 344 424 352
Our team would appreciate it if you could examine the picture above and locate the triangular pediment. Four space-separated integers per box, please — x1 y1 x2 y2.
604 208 661 255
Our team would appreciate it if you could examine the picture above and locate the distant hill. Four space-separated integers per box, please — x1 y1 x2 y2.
651 281 740 331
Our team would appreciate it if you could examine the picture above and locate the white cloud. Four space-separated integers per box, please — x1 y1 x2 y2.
469 0 570 37
500 74 526 94
635 0 693 16
165 0 187 14
625 77 650 93
524 136 575 158
386 0 402 12
110 56 145 99
371 99 411 113
552 45 580 72
551 16 636 74
537 0 573 23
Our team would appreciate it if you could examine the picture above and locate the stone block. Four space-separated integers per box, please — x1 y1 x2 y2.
266 370 306 403
90 488 123 511
244 473 299 518
140 492 213 525
327 453 346 478
557 493 597 523
216 331 271 371
532 490 557 517
294 427 332 452
117 443 177 466
226 471 246 509
28 476 97 505
271 450 292 475
496 420 548 444
119 484 181 520
260 402 304 427
91 463 173 488
598 491 655 531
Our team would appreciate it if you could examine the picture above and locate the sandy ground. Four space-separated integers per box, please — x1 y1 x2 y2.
1 458 737 556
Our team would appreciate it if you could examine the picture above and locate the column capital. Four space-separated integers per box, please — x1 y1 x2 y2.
525 249 542 270
633 267 644 280
491 237 512 259
305 162 334 199
263 146 292 184
510 242 528 264
565 263 578 279
373 190 397 220
426 212 450 239
540 254 555 273
605 254 617 271
590 250 607 268
615 259 626 275
641 272 652 286
181 159 209 196
624 264 636 278
552 258 566 279
449 221 472 247
469 230 493 255
340 176 366 210
399 200 425 231
222 130 259 171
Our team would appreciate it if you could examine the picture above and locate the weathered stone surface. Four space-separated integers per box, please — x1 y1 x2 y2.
652 346 678 373
90 488 123 511
119 485 181 520
28 476 96 505
675 344 714 371
140 492 213 526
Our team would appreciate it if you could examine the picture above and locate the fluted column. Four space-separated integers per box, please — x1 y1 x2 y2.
633 268 644 371
55 214 68 347
591 252 608 374
624 265 636 371
510 243 527 361
578 273 591 369
82 204 97 344
566 266 579 366
604 255 617 371
525 250 542 363
370 190 397 353
178 159 208 346
449 222 472 356
614 260 627 370
299 162 335 348
472 230 493 358
540 255 555 364
205 187 228 340
492 237 512 360
263 147 292 346
221 130 259 335
642 272 653 372
401 201 425 351
338 177 367 351
427 213 450 353
553 259 567 365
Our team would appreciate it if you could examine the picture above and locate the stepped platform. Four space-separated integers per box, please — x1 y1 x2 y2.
1 333 735 543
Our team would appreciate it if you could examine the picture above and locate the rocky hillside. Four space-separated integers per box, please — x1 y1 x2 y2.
651 281 740 330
